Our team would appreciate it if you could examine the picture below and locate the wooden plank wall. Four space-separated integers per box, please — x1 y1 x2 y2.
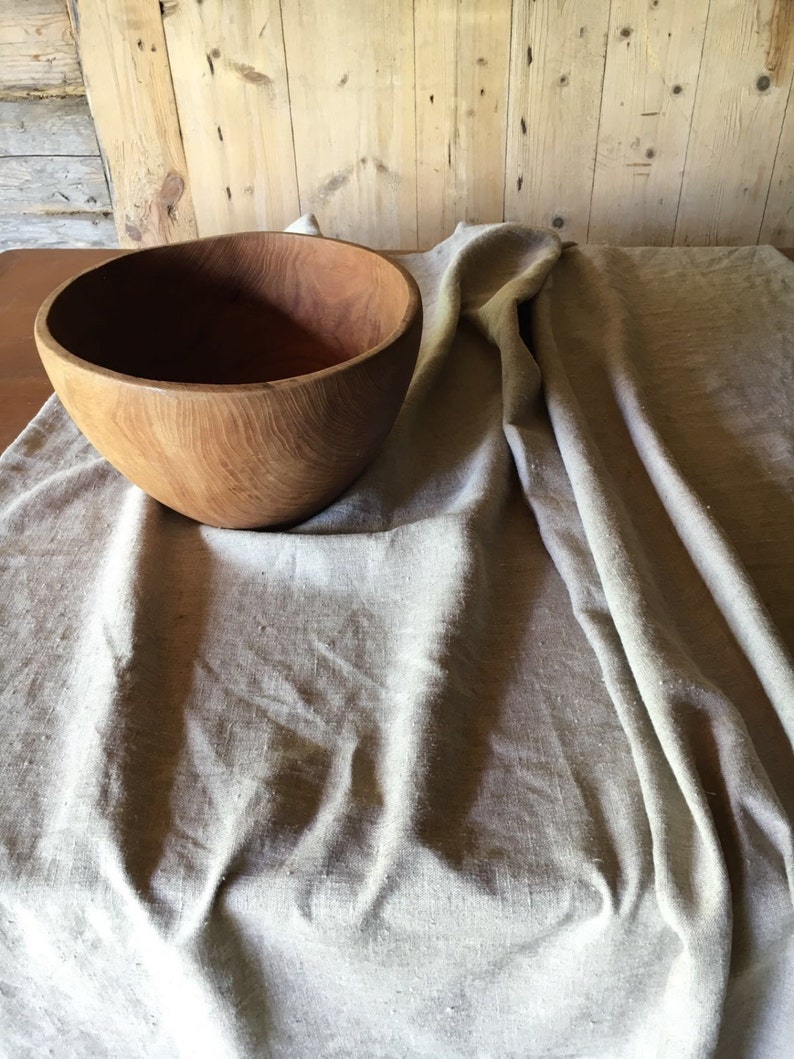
0 0 115 250
68 0 196 246
8 0 794 251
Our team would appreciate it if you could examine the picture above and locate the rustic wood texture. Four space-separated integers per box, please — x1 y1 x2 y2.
162 0 300 236
13 0 791 249
0 96 99 155
68 0 197 247
0 213 116 251
0 155 109 213
0 96 113 249
414 0 512 248
588 0 710 245
674 0 794 245
759 76 794 244
0 2 116 251
0 0 82 94
280 0 417 249
34 232 422 528
504 1 612 244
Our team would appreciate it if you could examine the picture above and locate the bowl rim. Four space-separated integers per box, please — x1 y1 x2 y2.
33 230 422 394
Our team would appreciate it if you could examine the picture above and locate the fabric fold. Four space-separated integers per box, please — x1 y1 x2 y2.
1 224 791 1058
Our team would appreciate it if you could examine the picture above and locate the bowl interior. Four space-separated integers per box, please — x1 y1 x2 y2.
45 233 415 385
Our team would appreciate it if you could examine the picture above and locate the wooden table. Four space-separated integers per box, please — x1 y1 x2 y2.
0 248 125 452
3 245 793 455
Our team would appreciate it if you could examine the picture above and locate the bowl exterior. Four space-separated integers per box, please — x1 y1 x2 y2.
35 308 422 529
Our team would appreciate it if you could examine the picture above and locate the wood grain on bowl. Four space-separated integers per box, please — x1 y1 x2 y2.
33 232 422 528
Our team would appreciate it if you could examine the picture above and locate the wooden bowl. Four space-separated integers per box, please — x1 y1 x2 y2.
34 232 422 528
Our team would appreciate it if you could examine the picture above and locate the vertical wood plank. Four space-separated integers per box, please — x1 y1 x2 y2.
414 0 512 248
588 0 710 245
674 0 794 245
759 79 794 244
504 1 611 244
280 0 417 250
162 0 299 236
69 0 197 247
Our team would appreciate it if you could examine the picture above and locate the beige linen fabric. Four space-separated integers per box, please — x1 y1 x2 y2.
0 220 792 1058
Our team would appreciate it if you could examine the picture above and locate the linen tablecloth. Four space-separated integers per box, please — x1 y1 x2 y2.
1 218 792 1057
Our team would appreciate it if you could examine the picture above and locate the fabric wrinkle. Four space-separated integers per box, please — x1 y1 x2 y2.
0 221 791 1058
